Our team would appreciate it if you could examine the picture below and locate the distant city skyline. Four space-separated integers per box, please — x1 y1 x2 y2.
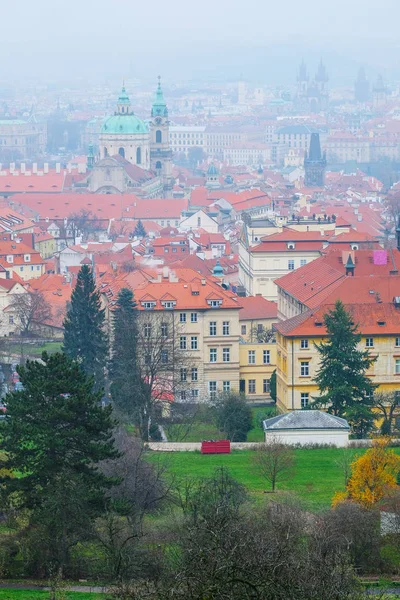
1 0 399 85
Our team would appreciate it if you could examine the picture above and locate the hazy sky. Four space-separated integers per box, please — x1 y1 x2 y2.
2 0 399 84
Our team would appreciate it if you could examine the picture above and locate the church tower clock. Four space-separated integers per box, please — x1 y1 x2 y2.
149 77 173 196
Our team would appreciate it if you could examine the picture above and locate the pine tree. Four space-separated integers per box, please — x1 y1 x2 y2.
1 352 118 571
134 219 146 238
63 264 108 390
313 300 376 433
110 288 143 419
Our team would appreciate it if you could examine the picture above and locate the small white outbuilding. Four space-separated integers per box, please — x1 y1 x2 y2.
263 410 350 447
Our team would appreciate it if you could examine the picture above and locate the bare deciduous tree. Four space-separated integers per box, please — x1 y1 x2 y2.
373 391 400 434
68 209 100 243
11 290 52 337
252 438 295 492
335 448 357 487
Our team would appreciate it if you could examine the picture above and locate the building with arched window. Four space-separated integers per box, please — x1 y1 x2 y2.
99 85 151 169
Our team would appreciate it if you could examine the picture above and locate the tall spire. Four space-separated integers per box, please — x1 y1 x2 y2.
151 76 168 118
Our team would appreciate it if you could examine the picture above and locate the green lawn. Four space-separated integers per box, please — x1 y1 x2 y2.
0 341 62 359
149 447 396 510
0 591 104 599
164 406 275 443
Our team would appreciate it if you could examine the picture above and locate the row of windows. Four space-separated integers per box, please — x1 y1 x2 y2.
179 312 198 323
243 379 270 394
248 349 271 365
179 336 198 350
159 220 180 227
288 258 307 271
299 358 400 376
209 320 230 336
297 337 400 349
20 265 41 272
209 347 231 362
180 367 198 382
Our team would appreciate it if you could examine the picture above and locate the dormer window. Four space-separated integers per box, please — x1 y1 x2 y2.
24 254 30 262
142 301 156 310
6 255 13 263
287 242 296 250
208 299 222 308
161 301 176 309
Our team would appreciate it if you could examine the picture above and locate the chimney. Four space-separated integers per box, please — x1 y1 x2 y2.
32 163 37 174
43 163 49 174
162 266 169 279
56 163 61 174
20 163 26 174
345 253 355 276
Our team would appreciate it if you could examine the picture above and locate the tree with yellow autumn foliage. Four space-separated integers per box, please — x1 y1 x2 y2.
333 438 400 508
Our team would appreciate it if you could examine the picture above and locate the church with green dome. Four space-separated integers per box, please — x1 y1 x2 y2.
98 79 173 192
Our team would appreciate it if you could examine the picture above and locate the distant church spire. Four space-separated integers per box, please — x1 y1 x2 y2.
304 133 326 187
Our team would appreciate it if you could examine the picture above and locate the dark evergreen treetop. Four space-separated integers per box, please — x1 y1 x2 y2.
313 300 376 424
134 219 146 238
1 352 118 511
63 264 108 390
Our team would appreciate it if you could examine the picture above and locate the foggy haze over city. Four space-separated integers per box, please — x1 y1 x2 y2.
2 0 400 84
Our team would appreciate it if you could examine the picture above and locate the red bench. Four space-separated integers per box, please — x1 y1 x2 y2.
201 440 231 454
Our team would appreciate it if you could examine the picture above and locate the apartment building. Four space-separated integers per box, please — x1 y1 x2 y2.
169 126 206 154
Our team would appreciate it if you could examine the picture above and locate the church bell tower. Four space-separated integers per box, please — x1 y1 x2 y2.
149 77 173 196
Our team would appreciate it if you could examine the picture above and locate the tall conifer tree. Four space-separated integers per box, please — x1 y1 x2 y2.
110 288 143 419
63 264 108 389
313 300 376 435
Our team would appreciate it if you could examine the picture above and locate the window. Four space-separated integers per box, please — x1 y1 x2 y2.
210 348 217 362
248 350 255 364
263 350 270 364
263 379 270 393
396 359 400 374
24 254 30 262
209 321 217 336
161 322 168 337
223 348 230 362
136 147 141 164
223 381 230 392
209 300 222 308
20 267 23 272
191 312 198 323
288 259 295 270
301 393 309 408
191 367 198 381
300 259 307 267
144 323 151 338
180 368 187 382
156 130 162 144
208 381 217 398
180 336 187 350
8 315 14 325
180 312 186 323
191 389 199 399
366 337 374 348
223 321 230 335
118 147 125 158
241 325 247 335
248 379 256 393
300 339 309 349
142 301 156 310
191 336 198 350
180 390 186 401
300 361 309 376
396 337 400 347
161 350 168 364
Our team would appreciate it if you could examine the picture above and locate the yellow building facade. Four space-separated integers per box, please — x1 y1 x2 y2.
239 342 276 400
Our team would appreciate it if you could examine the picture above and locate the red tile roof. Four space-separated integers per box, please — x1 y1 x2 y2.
239 296 277 320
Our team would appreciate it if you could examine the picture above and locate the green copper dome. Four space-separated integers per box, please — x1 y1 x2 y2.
101 84 149 135
212 260 224 277
101 114 148 135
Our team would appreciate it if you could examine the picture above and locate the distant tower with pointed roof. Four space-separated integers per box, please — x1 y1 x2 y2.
149 76 173 195
355 67 369 103
206 162 220 188
304 133 326 187
373 75 388 109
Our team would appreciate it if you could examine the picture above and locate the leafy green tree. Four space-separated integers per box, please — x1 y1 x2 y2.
110 288 143 420
134 219 146 238
313 300 376 435
214 393 253 442
63 264 108 390
269 369 277 402
1 352 118 575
